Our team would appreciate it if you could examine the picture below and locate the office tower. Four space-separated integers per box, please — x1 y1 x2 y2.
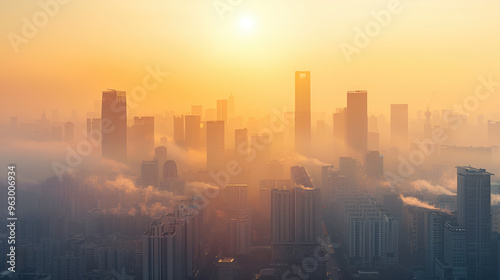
141 161 159 187
365 151 383 179
86 118 101 137
402 206 428 260
143 220 176 280
294 71 311 155
339 157 357 188
234 128 248 165
206 121 225 171
271 185 321 262
129 116 155 162
426 212 450 275
346 90 367 158
367 131 379 151
161 160 185 195
174 116 184 143
228 94 235 119
456 166 493 280
223 184 248 211
488 120 500 146
64 121 74 142
217 99 228 122
227 211 251 256
216 258 236 280
154 146 167 176
101 89 127 163
434 221 467 280
191 105 202 116
184 115 201 149
260 179 275 218
290 166 313 189
333 108 347 155
424 108 432 138
391 104 409 152
321 165 346 203
334 191 399 268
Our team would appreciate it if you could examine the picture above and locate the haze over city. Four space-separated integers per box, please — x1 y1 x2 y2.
1 1 500 280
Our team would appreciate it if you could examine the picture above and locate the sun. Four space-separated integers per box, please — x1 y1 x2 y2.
239 16 254 31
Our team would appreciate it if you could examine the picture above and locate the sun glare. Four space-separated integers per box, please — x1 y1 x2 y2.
239 16 254 31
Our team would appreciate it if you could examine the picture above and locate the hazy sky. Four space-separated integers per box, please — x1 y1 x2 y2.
1 0 500 122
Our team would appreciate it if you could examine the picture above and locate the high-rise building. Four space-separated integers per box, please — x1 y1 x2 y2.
141 161 159 188
271 174 321 262
101 89 127 163
333 108 347 155
290 166 313 189
206 121 225 171
129 116 155 162
488 120 500 146
143 220 176 280
365 151 383 179
174 116 184 143
339 157 357 188
456 166 493 280
217 99 228 123
154 146 167 177
426 211 450 275
184 115 201 149
321 165 346 203
434 221 467 280
161 160 185 195
424 108 432 139
234 128 248 165
391 104 409 152
295 71 311 155
346 90 367 158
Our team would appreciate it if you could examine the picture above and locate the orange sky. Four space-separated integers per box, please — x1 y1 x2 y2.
1 0 500 122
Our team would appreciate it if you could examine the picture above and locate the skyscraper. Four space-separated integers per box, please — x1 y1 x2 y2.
174 115 184 143
295 71 311 155
101 89 127 163
457 166 493 280
217 99 228 123
391 104 409 152
141 160 159 188
346 90 367 158
184 115 201 149
333 108 347 155
365 151 383 179
206 121 225 171
129 116 154 162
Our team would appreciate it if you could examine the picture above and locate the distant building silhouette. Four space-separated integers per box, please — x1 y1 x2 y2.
206 121 225 171
346 90 367 158
101 89 127 163
295 71 311 155
391 104 409 152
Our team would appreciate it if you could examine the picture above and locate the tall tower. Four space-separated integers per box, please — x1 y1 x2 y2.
424 108 432 138
295 71 311 155
390 104 409 152
346 90 367 158
206 121 225 171
457 166 493 280
101 89 127 163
